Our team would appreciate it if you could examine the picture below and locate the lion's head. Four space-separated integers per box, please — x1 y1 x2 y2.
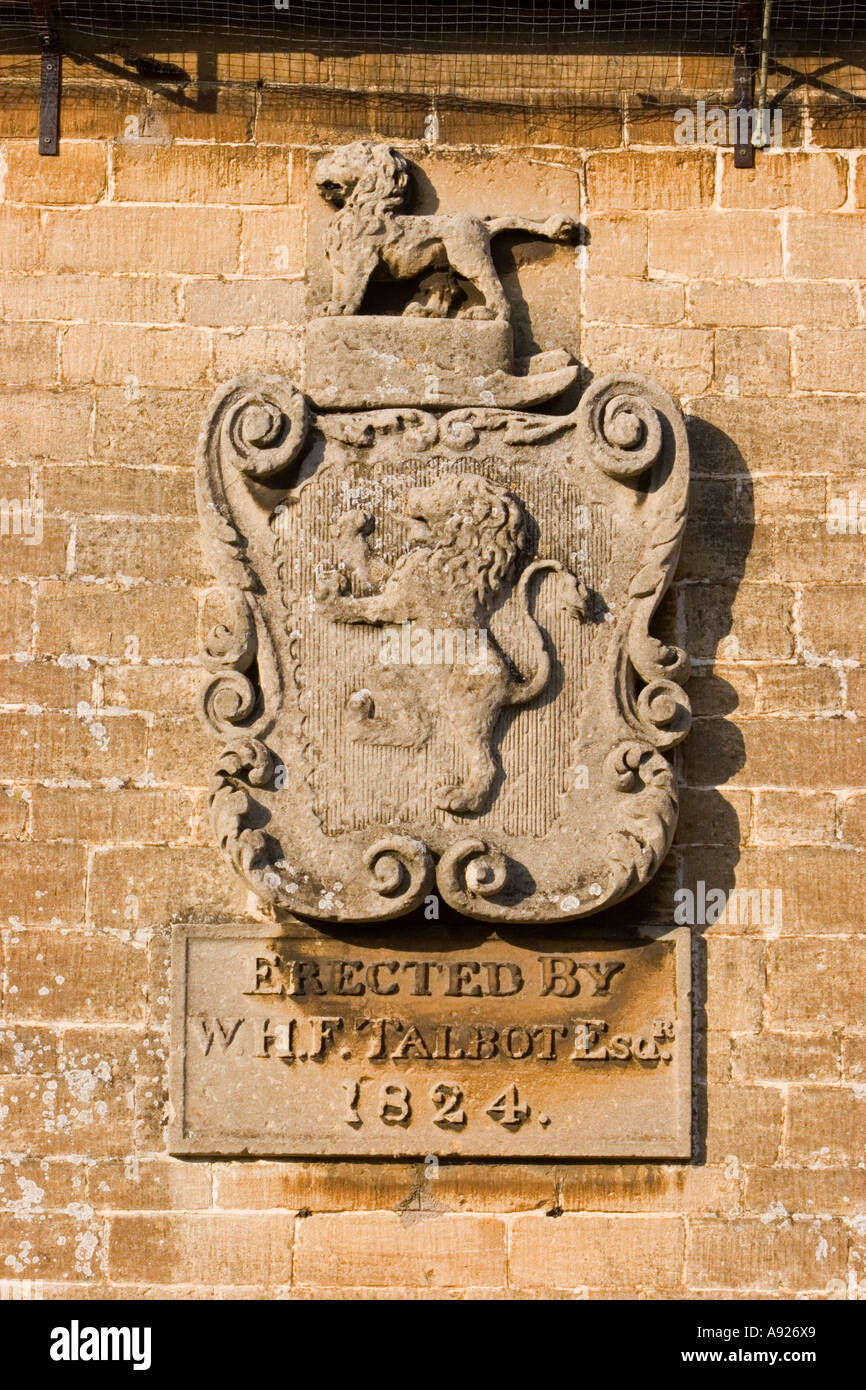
314 141 410 218
403 474 527 609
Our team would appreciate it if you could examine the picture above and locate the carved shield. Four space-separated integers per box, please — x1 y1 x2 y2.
197 365 690 924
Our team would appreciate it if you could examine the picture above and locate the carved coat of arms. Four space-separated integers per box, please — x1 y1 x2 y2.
196 141 691 925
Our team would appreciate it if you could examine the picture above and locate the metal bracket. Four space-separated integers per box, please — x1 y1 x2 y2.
733 1 759 168
29 2 61 154
39 34 61 156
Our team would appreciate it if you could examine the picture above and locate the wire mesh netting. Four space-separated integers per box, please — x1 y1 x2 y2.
1 3 865 112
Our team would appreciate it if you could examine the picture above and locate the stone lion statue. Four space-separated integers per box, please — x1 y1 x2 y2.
315 474 588 815
314 140 580 322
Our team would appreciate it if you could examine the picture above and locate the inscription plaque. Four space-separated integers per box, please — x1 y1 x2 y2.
170 922 691 1158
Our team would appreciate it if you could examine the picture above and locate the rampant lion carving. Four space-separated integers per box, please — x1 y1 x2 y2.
314 140 580 321
315 473 588 815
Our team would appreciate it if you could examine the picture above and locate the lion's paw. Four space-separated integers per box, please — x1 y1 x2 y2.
347 689 375 721
314 569 346 606
564 577 591 620
435 783 486 816
403 302 447 319
548 214 581 243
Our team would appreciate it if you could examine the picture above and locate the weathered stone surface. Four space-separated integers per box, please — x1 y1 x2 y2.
754 790 837 844
0 845 86 924
687 1218 847 1293
3 932 146 1023
107 1212 294 1285
113 144 291 206
731 1032 838 1083
0 274 179 325
587 151 714 210
241 208 305 276
768 939 866 1030
0 324 58 387
649 213 783 278
787 213 866 277
293 1211 505 1289
212 327 303 380
170 921 691 1159
0 709 148 780
36 581 198 660
183 279 304 329
4 140 108 204
584 214 647 277
87 847 248 930
0 70 861 1299
585 277 685 326
719 151 847 210
583 325 713 397
90 392 211 471
43 207 241 275
706 938 765 1032
62 325 211 389
305 315 523 408
0 207 40 270
509 1212 684 1290
29 786 195 845
689 279 857 328
714 329 790 396
704 1086 783 1165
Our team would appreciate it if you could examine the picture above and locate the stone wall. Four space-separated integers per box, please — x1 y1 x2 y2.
0 61 864 1298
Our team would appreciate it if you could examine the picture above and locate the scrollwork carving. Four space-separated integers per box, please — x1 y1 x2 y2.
316 409 439 451
437 838 508 910
438 408 574 450
634 679 692 750
588 373 693 758
199 668 260 741
221 381 308 480
196 378 306 748
577 372 664 480
594 741 679 909
364 837 434 903
209 737 280 901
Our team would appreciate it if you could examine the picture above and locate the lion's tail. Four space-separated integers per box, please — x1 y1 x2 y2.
508 560 589 707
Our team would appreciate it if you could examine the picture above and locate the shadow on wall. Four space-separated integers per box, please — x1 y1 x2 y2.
670 415 753 1166
577 414 753 1166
